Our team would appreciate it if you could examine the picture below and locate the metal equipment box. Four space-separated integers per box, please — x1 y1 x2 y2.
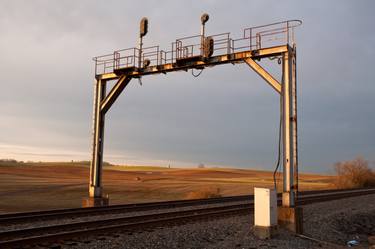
254 187 278 239
254 187 277 226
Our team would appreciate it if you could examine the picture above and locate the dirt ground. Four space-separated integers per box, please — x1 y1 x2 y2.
0 163 334 214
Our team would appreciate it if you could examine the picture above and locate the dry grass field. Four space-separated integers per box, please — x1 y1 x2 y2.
0 163 335 214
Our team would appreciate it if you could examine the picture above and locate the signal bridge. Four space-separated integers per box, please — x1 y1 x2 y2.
86 15 302 233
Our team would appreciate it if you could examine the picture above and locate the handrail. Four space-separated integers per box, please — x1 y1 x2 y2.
94 19 302 75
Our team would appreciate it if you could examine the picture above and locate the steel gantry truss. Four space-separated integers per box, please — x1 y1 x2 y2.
85 18 302 215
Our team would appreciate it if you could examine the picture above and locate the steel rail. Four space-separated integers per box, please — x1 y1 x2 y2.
0 188 372 225
0 189 374 248
0 204 250 241
0 207 249 249
0 195 252 224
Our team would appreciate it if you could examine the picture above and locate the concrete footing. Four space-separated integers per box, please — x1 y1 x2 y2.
278 206 303 234
82 196 109 207
254 225 278 239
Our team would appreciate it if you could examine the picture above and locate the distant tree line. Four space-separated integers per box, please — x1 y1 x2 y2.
0 159 24 165
0 159 113 167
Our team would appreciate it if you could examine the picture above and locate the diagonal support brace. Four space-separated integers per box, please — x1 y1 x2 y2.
101 75 132 114
244 58 282 94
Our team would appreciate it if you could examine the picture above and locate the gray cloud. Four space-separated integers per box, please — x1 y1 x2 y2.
0 0 374 172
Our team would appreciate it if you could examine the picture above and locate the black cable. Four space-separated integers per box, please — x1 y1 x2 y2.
278 141 282 186
192 68 203 77
273 95 282 190
273 60 285 191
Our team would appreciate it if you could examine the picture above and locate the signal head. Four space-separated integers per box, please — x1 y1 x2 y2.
140 17 148 37
201 13 209 25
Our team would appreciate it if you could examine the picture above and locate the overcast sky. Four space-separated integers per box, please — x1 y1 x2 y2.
0 0 374 173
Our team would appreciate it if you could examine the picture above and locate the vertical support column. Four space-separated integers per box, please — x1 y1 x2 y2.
281 47 295 208
83 78 109 207
278 46 302 234
200 23 205 56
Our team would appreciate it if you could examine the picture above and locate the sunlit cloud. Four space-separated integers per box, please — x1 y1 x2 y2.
0 0 374 172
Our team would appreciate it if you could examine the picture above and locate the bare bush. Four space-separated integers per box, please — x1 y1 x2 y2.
334 156 375 189
0 159 20 165
197 163 205 169
185 187 222 199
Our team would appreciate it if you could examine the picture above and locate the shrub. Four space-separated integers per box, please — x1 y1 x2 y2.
0 159 20 166
197 163 205 169
334 156 375 189
185 187 222 199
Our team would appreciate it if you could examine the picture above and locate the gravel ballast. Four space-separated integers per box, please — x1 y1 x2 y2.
62 194 375 249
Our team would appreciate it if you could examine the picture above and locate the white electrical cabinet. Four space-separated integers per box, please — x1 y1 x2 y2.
254 187 277 227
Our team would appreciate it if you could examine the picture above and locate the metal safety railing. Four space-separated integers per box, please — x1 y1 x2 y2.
93 20 302 75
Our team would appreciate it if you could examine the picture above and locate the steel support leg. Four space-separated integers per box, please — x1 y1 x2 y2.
89 79 106 198
244 47 301 233
282 48 295 207
278 47 302 234
291 45 299 199
84 76 131 208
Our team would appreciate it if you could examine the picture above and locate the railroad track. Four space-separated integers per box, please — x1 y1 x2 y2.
0 194 252 225
0 188 374 248
0 188 362 225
